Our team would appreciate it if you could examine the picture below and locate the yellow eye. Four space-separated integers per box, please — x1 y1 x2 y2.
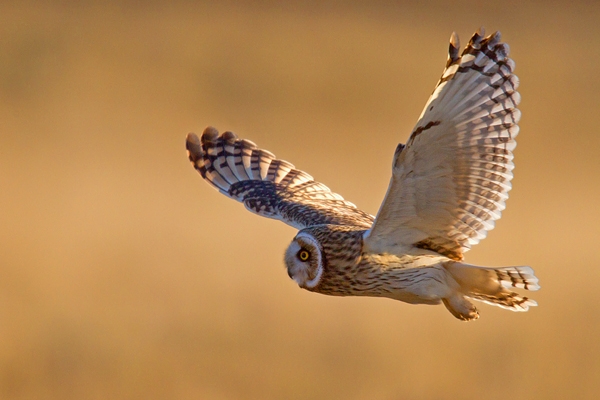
297 249 310 262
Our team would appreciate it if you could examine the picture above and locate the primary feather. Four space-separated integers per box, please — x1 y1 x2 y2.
186 128 373 229
364 28 521 260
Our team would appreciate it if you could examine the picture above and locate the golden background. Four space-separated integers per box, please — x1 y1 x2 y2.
2 1 599 399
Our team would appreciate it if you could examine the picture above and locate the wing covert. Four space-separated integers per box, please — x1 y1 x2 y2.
364 29 521 260
187 127 374 230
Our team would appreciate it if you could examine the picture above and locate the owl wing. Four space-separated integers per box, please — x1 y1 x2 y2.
363 29 520 260
187 128 374 230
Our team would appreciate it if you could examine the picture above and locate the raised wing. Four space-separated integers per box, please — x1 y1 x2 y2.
364 29 520 260
186 127 374 230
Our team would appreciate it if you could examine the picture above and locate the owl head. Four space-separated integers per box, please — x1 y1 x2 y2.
284 225 366 291
284 231 324 289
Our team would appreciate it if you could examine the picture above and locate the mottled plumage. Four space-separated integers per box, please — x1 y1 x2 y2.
186 28 539 320
186 129 373 229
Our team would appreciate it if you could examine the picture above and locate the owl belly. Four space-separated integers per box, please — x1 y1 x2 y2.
314 253 457 306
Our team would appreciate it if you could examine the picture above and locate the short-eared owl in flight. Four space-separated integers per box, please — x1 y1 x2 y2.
186 29 539 320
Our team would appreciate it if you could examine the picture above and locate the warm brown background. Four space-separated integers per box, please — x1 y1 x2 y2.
2 1 599 399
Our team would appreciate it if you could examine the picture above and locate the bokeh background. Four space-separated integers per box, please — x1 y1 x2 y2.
2 1 599 399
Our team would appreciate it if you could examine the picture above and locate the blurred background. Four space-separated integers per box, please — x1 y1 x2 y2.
1 1 599 399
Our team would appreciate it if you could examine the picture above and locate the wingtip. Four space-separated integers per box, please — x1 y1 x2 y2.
448 32 460 64
469 27 485 48
186 131 200 146
186 132 202 162
201 126 219 143
449 31 459 48
221 130 238 142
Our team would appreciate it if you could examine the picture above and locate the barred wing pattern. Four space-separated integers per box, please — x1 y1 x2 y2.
364 29 520 260
186 127 374 230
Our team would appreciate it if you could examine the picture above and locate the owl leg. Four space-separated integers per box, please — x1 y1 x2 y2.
442 295 479 321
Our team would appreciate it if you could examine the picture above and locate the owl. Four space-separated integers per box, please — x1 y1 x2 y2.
186 28 539 320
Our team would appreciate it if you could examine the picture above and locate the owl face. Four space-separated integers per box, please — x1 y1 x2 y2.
284 232 324 289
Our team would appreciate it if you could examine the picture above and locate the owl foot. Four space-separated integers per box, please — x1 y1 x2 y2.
442 297 480 321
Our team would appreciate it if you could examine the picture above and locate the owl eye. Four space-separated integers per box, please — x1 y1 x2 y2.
297 249 310 262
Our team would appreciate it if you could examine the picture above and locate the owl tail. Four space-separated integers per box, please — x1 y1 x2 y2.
444 262 540 318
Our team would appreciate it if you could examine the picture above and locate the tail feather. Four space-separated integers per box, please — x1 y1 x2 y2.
468 291 537 312
496 266 540 291
444 262 540 314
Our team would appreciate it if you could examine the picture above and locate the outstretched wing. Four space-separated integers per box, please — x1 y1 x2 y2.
186 127 374 230
364 29 521 260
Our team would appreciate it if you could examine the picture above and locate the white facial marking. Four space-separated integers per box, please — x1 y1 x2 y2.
287 232 323 289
